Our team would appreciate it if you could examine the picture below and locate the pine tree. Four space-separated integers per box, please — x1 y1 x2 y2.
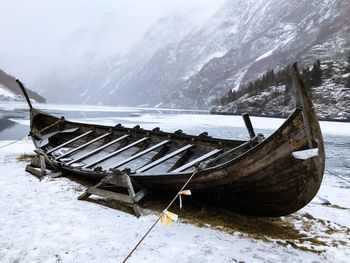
302 67 311 89
346 77 350 89
345 52 350 88
310 61 322 87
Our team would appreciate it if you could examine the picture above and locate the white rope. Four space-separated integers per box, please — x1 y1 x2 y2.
0 135 28 150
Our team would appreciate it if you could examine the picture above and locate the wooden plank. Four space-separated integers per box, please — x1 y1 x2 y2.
67 135 129 165
83 137 149 168
101 173 129 188
86 188 134 204
38 128 80 147
25 165 46 177
56 132 111 160
206 141 251 166
110 140 171 169
136 144 194 173
168 148 194 172
77 182 103 200
171 149 223 173
47 130 94 154
134 189 148 202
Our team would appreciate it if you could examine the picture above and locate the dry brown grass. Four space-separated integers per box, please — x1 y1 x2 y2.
17 153 36 162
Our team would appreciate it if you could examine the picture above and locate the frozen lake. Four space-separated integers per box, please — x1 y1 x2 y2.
0 102 350 262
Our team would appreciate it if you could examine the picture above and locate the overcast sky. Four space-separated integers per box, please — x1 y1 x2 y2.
0 0 224 87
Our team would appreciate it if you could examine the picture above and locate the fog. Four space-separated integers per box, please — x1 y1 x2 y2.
0 0 223 89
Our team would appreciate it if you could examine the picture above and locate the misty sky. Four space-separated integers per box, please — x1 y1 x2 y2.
0 0 224 88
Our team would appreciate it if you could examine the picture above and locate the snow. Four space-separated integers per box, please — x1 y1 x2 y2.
0 139 349 262
0 84 18 100
0 85 15 98
1 99 350 262
292 148 319 160
255 46 279 62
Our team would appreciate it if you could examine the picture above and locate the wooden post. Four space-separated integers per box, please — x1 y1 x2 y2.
242 113 256 139
25 152 47 178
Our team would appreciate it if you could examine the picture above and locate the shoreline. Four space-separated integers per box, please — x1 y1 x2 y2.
210 110 350 123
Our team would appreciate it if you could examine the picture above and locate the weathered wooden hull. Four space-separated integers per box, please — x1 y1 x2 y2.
21 64 325 217
132 109 325 216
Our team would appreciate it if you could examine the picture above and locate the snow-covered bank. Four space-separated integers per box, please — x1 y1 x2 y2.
0 140 349 262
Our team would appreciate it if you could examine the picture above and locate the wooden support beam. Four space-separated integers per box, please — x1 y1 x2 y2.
171 149 223 173
242 113 256 139
77 171 147 217
136 144 194 173
85 188 134 204
47 130 94 154
109 140 171 169
67 135 129 165
25 165 45 178
77 182 103 200
25 152 47 178
56 132 111 160
83 137 149 169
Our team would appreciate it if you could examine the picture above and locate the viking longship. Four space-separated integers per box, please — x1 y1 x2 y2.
18 64 325 217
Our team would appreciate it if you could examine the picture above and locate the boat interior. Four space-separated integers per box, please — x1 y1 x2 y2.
34 118 263 175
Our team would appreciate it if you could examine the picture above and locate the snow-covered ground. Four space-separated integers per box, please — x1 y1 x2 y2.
0 84 22 102
0 104 349 262
0 140 349 262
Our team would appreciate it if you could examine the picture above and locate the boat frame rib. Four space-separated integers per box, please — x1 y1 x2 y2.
136 144 195 173
56 132 111 160
83 137 149 169
110 140 171 169
47 130 94 154
66 134 129 165
171 148 223 173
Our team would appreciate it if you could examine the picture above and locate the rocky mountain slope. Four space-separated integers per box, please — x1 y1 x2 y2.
41 0 350 114
161 0 350 109
211 58 350 120
0 69 46 103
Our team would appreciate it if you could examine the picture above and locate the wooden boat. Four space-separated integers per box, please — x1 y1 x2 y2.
18 64 325 217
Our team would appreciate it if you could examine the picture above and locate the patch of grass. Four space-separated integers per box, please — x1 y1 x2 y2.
329 204 349 210
142 195 305 240
17 153 36 162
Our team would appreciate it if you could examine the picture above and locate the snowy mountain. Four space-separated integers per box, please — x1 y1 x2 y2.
41 0 350 112
0 69 46 103
41 14 198 105
161 0 350 109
